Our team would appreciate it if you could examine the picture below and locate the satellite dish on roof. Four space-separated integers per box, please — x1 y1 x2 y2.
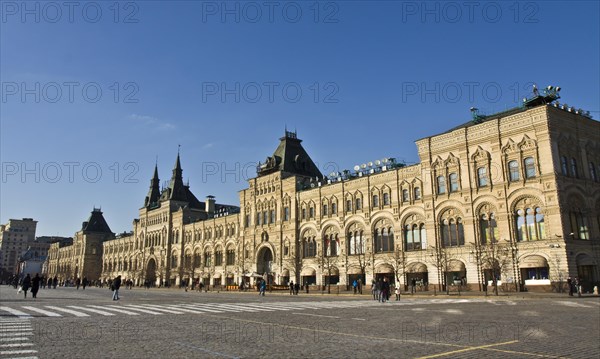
367 162 373 167
354 165 360 171
375 160 381 166
361 163 367 169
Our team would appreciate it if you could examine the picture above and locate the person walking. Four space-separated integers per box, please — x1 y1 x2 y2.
53 276 58 289
411 278 417 294
352 280 358 294
371 280 377 300
20 274 31 299
82 277 88 290
259 280 266 296
395 284 401 301
31 273 41 299
112 275 122 301
289 281 294 295
380 278 390 303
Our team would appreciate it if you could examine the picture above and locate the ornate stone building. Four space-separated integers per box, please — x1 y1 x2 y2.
48 90 600 292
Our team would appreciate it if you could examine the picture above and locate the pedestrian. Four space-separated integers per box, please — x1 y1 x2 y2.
259 280 266 296
294 282 299 295
575 277 582 297
82 277 88 290
371 280 377 300
112 275 122 301
380 278 389 303
376 279 383 302
20 274 31 299
289 281 294 295
567 277 573 296
352 280 358 294
53 276 58 289
395 285 401 301
411 278 417 294
31 273 41 299
76 277 81 290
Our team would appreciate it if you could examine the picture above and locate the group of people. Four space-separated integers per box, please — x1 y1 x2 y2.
352 279 363 294
17 273 42 299
288 281 300 295
371 277 399 302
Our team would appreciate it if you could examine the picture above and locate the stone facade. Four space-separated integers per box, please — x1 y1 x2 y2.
47 98 600 293
0 218 37 278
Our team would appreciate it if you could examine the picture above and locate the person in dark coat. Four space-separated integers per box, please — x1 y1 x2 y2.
112 275 122 300
31 273 41 298
20 274 31 299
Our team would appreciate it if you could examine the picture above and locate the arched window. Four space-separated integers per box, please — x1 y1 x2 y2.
226 248 235 265
322 203 328 216
323 228 339 256
515 206 544 241
404 219 425 251
372 194 379 208
589 162 597 181
302 231 316 258
437 176 446 194
383 193 390 205
477 167 488 187
569 212 589 240
414 187 421 200
570 158 578 178
561 156 568 176
449 173 459 192
355 197 362 210
440 214 464 247
524 157 536 178
347 225 364 255
346 199 352 212
479 213 498 244
374 220 394 253
215 249 223 266
331 202 337 214
508 160 519 181
402 189 409 202
171 254 178 268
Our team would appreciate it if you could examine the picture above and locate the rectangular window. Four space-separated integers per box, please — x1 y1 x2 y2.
323 204 328 216
372 195 379 207
477 167 488 187
346 200 352 212
244 215 250 228
263 212 268 225
383 193 390 205
356 198 362 210
270 210 275 224
332 202 337 214
302 208 306 220
309 207 314 218
284 207 290 221
256 213 261 226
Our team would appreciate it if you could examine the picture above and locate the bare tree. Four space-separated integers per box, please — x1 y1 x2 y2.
318 251 339 294
381 245 407 289
426 245 457 295
479 240 513 296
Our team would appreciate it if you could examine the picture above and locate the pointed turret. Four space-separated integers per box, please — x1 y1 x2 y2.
168 152 187 202
144 164 161 208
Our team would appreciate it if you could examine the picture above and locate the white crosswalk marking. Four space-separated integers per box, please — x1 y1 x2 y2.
0 307 32 319
67 306 114 316
179 304 224 313
131 305 185 314
45 306 90 317
0 332 32 337
0 337 31 342
0 342 34 347
115 306 162 315
21 306 62 317
91 306 139 316
161 305 210 314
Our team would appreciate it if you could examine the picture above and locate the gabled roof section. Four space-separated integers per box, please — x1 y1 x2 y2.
257 130 322 178
158 153 204 210
81 208 113 234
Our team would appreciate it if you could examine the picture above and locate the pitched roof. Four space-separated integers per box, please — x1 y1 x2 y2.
257 131 322 178
81 208 113 234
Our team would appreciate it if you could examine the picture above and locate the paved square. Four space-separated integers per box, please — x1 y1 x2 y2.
1 287 599 358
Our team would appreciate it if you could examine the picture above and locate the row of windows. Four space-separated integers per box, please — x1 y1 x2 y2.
436 158 537 194
561 156 600 182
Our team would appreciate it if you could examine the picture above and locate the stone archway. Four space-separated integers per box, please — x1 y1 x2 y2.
146 258 157 285
256 247 274 285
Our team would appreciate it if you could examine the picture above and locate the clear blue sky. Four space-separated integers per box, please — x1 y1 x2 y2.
1 1 599 237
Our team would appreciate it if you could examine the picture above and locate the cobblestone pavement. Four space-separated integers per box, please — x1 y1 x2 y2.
1 286 599 359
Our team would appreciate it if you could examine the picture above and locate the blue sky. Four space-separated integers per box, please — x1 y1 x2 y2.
1 1 599 237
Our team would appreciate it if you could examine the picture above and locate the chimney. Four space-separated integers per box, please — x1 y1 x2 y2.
206 195 215 217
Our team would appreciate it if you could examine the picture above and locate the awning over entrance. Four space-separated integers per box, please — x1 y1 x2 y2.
520 255 548 268
447 260 466 272
301 267 316 276
375 263 394 274
576 253 596 266
407 262 427 273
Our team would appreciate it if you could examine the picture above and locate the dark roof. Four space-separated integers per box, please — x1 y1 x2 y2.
144 164 161 209
158 153 204 210
257 131 322 178
81 208 113 234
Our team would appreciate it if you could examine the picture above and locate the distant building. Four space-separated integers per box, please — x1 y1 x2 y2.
0 218 37 278
45 209 114 281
